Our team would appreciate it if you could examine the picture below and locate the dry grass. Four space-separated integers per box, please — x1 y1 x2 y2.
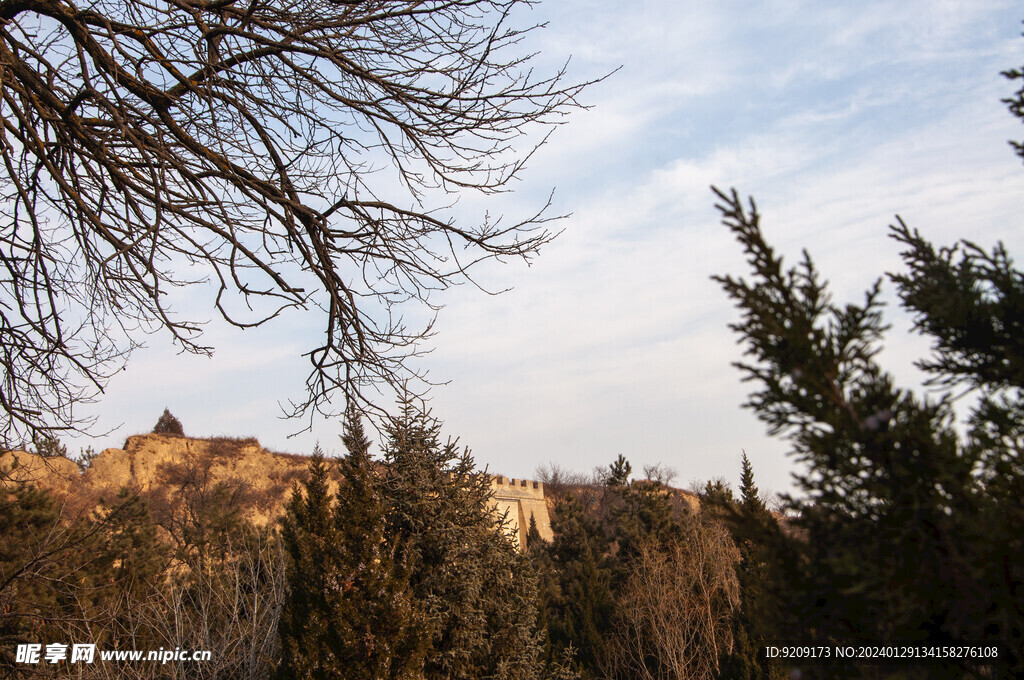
200 435 259 460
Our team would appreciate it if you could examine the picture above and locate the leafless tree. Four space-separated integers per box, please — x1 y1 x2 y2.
642 462 678 486
0 485 155 676
0 0 597 445
57 529 286 680
534 461 590 494
606 516 741 680
140 530 285 680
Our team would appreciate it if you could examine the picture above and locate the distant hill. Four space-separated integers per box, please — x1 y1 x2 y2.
1 432 553 549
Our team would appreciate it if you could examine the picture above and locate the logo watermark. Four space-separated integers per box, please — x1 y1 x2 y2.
16 643 212 665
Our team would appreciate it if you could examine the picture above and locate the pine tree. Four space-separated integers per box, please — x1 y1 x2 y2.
541 495 614 680
609 476 679 564
331 407 425 680
527 514 558 669
86 490 170 648
0 483 64 661
278 426 426 680
738 451 766 515
30 434 67 458
526 512 545 553
277 446 342 679
700 478 735 505
716 457 785 680
152 408 184 436
0 482 123 668
381 397 546 680
713 185 1024 675
279 402 550 680
605 454 631 486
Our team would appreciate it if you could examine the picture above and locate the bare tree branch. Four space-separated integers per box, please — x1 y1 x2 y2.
606 516 741 680
0 0 598 443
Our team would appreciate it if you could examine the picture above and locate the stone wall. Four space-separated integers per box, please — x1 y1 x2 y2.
489 475 552 550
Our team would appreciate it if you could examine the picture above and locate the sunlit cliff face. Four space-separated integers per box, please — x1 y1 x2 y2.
1 433 553 551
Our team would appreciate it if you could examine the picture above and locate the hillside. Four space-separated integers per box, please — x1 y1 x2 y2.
0 432 553 547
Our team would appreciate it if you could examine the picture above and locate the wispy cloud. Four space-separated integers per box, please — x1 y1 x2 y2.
66 0 1024 497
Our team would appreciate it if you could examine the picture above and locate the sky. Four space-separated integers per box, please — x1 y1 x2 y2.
66 0 1024 498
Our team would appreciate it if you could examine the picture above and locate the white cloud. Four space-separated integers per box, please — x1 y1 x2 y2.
58 0 1024 500
422 0 1024 496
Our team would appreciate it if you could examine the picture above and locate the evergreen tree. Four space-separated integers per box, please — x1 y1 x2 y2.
540 495 614 680
609 477 679 564
279 428 425 680
1003 48 1024 163
331 408 425 680
527 513 560 671
279 402 551 680
536 461 749 680
605 454 631 486
713 185 1023 676
0 482 133 669
526 512 545 553
380 397 546 680
152 407 185 436
738 451 765 515
30 434 67 458
700 478 735 508
0 482 65 664
86 490 170 647
277 446 343 679
716 458 785 680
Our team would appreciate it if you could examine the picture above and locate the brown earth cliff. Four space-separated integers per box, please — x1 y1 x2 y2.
1 433 553 549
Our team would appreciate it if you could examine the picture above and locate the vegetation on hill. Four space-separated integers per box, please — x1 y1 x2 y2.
152 409 185 437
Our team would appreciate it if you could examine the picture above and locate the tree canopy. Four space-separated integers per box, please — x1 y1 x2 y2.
713 185 1024 676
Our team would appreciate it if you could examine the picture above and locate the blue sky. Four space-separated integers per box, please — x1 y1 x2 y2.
68 1 1024 497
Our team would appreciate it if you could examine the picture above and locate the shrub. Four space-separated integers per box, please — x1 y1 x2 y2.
31 435 68 458
152 408 184 436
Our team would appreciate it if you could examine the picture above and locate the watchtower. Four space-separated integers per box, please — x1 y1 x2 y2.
489 476 553 550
